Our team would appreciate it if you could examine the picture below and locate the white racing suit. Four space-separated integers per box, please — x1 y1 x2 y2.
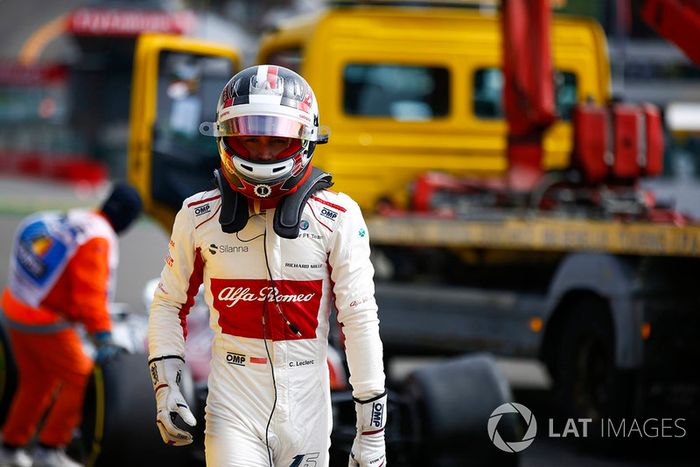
148 187 385 466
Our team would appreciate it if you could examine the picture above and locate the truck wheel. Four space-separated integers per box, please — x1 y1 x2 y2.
553 301 635 423
404 353 518 467
0 324 17 426
78 352 201 467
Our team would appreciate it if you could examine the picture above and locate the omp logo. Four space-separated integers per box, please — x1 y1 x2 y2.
320 207 337 220
194 204 211 216
226 352 246 366
488 402 537 453
209 243 249 254
371 402 384 428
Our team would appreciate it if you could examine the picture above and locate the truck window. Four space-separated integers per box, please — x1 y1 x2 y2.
473 68 578 120
263 47 302 73
152 52 233 211
343 64 449 120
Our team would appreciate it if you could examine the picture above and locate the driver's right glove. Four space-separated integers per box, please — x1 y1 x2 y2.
148 356 197 446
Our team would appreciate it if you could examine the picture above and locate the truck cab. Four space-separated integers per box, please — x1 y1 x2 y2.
129 4 610 223
257 5 610 210
127 33 240 229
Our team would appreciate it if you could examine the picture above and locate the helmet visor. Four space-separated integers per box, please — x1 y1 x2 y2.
201 115 316 140
222 136 303 161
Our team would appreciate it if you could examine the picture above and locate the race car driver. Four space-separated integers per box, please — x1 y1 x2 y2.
148 65 387 466
0 182 142 467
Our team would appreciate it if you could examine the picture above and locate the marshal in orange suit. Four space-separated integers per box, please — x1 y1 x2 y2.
0 183 142 467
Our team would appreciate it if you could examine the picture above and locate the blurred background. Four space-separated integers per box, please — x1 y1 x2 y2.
0 0 698 302
1 0 698 185
0 0 319 319
0 0 699 466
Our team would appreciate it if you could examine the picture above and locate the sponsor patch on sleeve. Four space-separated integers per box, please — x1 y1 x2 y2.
194 204 212 217
320 207 338 220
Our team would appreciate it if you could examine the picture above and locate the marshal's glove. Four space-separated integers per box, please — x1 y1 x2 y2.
91 331 127 365
349 390 387 467
149 356 197 446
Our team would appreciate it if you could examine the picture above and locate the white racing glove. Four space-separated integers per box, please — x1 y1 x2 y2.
149 356 197 446
349 390 387 467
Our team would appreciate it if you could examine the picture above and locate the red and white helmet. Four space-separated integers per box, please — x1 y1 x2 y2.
200 65 329 200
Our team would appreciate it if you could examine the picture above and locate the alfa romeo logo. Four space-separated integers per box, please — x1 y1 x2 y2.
487 402 537 453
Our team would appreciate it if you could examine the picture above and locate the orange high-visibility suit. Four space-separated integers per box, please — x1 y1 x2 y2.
1 209 115 448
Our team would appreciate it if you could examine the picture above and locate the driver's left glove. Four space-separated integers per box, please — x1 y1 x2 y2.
349 390 387 467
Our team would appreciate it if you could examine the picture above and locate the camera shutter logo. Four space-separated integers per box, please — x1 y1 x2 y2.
488 402 537 453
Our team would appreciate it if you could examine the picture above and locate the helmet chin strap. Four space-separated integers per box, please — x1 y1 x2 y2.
214 167 333 239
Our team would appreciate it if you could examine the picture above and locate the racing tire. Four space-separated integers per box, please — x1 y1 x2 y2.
405 353 518 467
78 352 201 467
0 323 17 426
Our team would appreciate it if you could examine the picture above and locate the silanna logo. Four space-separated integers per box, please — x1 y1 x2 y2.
209 243 249 254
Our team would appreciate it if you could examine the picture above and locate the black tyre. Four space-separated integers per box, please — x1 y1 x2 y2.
78 352 201 467
405 353 518 467
552 300 636 424
0 323 17 426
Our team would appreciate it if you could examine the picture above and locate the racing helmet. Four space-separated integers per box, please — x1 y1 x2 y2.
200 65 329 199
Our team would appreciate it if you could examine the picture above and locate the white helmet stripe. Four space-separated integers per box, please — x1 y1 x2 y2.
256 65 268 88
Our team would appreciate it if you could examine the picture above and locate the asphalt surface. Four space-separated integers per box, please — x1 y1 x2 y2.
0 175 697 466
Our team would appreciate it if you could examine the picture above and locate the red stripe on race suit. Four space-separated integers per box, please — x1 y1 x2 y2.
210 279 321 340
310 196 347 212
178 248 205 340
187 195 220 207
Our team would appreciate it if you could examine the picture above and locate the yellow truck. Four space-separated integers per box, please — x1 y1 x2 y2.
128 2 700 426
131 3 611 219
256 5 610 210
